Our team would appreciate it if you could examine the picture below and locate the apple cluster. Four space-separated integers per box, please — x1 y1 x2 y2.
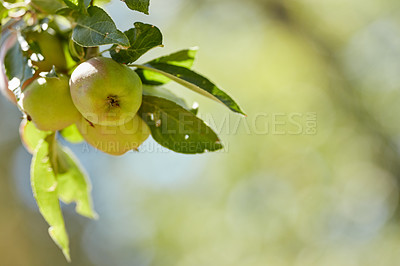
16 32 149 155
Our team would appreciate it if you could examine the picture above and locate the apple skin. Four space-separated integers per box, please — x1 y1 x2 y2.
76 114 150 156
26 31 67 72
70 57 143 126
20 75 81 131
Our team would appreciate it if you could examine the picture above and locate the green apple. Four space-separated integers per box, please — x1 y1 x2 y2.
76 114 150 156
20 75 81 131
26 31 67 72
70 57 143 126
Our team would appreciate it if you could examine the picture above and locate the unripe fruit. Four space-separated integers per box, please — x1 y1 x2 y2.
70 57 143 126
76 114 150 156
20 75 81 131
26 31 67 72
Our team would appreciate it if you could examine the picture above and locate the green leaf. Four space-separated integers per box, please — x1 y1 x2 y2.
62 0 90 13
56 7 79 17
150 48 198 68
136 48 197 85
143 85 198 114
110 22 163 64
94 0 112 6
31 0 65 14
136 67 170 85
60 124 84 143
72 6 129 47
134 63 245 115
124 0 150 15
4 40 35 101
56 144 97 219
68 37 85 61
138 95 223 154
31 136 70 262
20 120 52 154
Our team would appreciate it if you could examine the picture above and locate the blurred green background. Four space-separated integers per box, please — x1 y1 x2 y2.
2 0 400 265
